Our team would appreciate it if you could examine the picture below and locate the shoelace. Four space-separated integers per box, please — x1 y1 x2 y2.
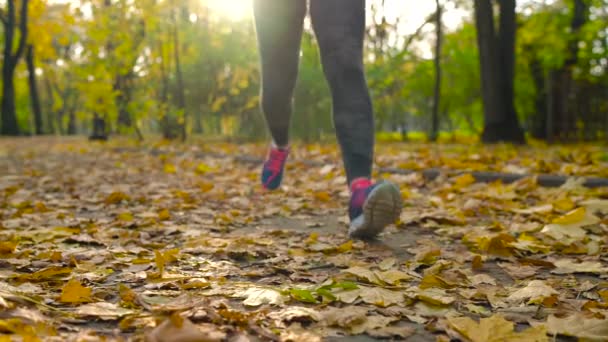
266 149 288 173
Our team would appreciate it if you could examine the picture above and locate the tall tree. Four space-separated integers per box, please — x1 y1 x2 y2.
474 0 525 143
26 44 43 134
1 0 29 135
549 0 589 141
430 0 443 141
171 6 187 141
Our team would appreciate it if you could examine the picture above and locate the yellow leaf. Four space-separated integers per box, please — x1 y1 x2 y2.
0 241 17 255
343 266 383 285
478 234 515 257
547 313 608 341
164 163 177 174
198 182 214 193
552 207 586 224
16 266 72 282
104 191 130 205
506 280 558 304
118 284 137 305
155 250 165 276
162 248 180 263
60 278 92 303
158 209 171 221
181 280 211 290
416 288 455 306
472 255 484 270
314 191 331 202
337 240 353 253
145 315 226 342
552 196 575 211
374 269 413 285
453 173 476 188
195 163 211 174
447 314 548 342
117 212 133 222
306 232 319 245
419 274 454 289
415 247 441 265
169 312 184 328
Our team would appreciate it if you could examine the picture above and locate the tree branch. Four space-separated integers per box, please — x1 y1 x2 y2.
12 0 28 61
402 11 437 51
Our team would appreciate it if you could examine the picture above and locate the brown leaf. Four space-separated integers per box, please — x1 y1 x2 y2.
447 314 548 342
546 313 608 341
59 278 92 303
145 315 225 342
506 280 558 305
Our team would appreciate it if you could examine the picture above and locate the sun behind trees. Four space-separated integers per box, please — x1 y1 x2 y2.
0 0 607 142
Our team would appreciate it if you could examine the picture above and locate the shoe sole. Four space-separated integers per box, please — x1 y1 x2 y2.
348 181 403 240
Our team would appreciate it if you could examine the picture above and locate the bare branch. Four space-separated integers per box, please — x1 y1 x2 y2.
402 11 436 52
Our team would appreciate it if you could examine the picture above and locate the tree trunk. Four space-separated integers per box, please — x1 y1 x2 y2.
1 65 19 135
549 0 588 141
26 45 43 135
430 0 442 142
474 0 524 144
172 9 187 141
1 0 28 135
43 74 57 134
67 110 76 135
529 55 547 139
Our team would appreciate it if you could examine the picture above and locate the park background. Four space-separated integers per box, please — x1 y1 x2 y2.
1 0 607 144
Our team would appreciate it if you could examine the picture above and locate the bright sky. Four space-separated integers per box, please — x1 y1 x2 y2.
207 0 469 34
206 0 469 57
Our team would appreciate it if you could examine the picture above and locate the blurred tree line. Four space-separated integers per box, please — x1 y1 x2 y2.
0 0 606 143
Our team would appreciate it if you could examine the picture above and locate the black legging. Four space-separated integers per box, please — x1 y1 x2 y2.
253 0 374 184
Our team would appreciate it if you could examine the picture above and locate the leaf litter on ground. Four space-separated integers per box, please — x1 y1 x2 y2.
0 137 607 340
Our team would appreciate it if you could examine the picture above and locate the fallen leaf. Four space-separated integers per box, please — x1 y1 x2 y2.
512 204 553 215
499 263 539 279
358 286 406 307
464 303 490 315
378 258 396 271
163 163 177 174
333 286 405 307
419 274 457 289
237 287 286 307
541 208 600 242
75 302 135 319
0 241 17 255
581 199 608 214
350 315 399 335
59 278 92 303
447 314 548 342
506 280 558 304
374 269 413 285
552 207 586 224
546 313 608 341
367 325 416 339
268 307 321 323
323 306 368 328
16 266 72 282
145 315 225 342
416 288 455 306
551 259 608 274
453 174 476 188
342 266 382 285
158 209 171 221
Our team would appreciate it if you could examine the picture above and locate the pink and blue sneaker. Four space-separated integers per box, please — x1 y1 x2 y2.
348 178 403 239
261 146 289 190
